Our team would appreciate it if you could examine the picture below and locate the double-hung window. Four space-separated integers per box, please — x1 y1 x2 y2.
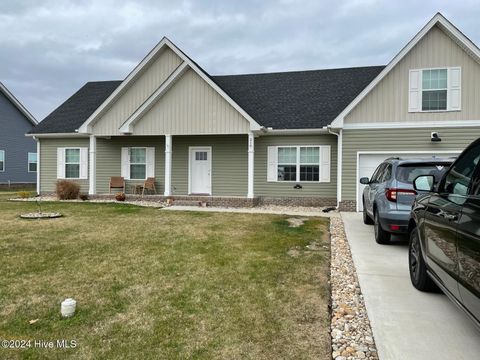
422 69 447 111
28 152 37 172
277 147 297 181
121 147 155 180
0 150 4 172
271 145 330 183
65 148 80 178
408 67 461 112
130 148 147 180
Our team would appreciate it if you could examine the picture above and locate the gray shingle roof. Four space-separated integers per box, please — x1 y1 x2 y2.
31 66 384 133
30 81 121 134
212 66 385 129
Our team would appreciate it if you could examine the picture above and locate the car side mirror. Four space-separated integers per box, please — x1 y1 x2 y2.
360 177 370 185
413 175 435 192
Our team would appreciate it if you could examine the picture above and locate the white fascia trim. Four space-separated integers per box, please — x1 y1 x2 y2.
343 120 480 130
79 37 262 134
26 133 89 138
119 62 189 133
0 82 37 125
163 38 262 131
259 128 330 136
331 13 480 129
78 37 171 134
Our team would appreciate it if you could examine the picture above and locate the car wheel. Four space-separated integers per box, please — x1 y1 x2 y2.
409 227 438 292
363 198 374 225
374 209 391 244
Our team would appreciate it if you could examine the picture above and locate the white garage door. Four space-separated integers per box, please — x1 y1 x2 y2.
357 152 459 212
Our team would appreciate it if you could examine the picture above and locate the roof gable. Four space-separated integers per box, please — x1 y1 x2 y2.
79 38 261 134
0 82 37 126
330 13 480 128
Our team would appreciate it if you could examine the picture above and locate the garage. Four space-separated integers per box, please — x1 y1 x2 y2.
357 151 459 211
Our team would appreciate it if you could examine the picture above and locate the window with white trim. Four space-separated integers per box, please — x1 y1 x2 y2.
277 146 321 182
129 148 147 180
28 152 37 172
408 67 461 112
0 150 4 172
422 69 447 111
65 148 80 178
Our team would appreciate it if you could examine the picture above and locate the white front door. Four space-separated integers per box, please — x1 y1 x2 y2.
189 147 212 195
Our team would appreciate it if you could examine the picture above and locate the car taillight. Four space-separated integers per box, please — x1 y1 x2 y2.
385 188 417 202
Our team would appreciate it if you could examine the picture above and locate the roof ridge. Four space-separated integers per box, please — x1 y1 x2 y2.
211 65 386 78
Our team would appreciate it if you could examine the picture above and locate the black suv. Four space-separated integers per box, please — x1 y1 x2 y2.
409 138 480 329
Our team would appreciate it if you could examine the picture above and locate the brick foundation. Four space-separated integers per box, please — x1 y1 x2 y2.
257 196 337 207
338 200 357 212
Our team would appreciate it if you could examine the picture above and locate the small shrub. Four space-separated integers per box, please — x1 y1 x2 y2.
115 192 126 202
17 191 33 199
79 194 89 201
56 180 80 200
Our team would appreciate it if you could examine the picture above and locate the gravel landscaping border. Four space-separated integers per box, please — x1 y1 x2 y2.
330 216 378 360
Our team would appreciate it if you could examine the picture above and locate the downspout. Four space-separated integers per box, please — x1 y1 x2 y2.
327 126 342 208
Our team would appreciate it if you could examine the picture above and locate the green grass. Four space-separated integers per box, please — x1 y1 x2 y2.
0 194 330 359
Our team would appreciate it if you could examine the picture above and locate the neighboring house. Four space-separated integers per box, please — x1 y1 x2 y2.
0 82 37 186
29 13 480 210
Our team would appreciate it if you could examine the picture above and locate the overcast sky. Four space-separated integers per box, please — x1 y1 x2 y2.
1 0 479 121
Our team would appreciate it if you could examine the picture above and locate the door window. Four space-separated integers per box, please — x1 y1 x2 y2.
443 142 480 196
380 164 392 182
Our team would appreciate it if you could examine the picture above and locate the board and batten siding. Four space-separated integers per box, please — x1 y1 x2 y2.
39 138 89 193
132 69 250 135
171 135 248 196
96 136 165 194
345 25 480 124
341 128 480 200
254 135 338 198
92 48 183 136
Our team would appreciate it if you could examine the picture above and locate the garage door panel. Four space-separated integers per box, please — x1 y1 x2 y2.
357 152 458 212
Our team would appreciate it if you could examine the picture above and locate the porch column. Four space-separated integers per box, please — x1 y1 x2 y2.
247 132 254 198
89 135 96 195
164 134 172 196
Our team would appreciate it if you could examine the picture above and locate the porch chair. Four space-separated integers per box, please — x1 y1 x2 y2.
109 176 125 194
142 177 157 196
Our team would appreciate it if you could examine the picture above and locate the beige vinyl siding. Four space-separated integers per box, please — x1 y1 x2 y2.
133 69 250 135
342 127 480 200
255 135 337 198
345 25 480 124
39 138 89 194
92 48 182 135
171 135 248 196
96 136 165 194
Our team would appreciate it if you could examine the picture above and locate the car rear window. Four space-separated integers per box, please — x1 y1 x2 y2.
396 164 450 184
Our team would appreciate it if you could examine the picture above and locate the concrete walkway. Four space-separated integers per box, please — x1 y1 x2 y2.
162 205 338 217
341 212 480 360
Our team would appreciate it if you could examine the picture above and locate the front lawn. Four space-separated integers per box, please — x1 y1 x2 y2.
0 193 330 359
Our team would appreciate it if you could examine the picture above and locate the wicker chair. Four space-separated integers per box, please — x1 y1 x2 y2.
142 177 157 196
109 176 125 194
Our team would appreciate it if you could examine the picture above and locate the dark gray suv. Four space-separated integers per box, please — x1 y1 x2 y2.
360 157 454 244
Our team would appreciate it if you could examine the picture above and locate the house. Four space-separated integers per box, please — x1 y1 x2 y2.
0 82 37 186
29 13 480 210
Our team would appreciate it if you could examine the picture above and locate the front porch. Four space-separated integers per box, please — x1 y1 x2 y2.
91 134 255 199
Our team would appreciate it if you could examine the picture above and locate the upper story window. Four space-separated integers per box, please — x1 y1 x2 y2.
408 67 461 113
422 69 447 111
28 152 37 172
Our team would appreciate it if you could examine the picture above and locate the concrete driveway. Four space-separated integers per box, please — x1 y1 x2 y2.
341 212 480 360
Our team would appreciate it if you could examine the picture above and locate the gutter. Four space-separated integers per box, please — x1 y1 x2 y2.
26 132 89 138
327 125 342 208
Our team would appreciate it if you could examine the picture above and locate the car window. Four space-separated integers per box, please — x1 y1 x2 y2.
381 164 392 182
396 164 450 184
443 142 480 196
371 163 386 183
